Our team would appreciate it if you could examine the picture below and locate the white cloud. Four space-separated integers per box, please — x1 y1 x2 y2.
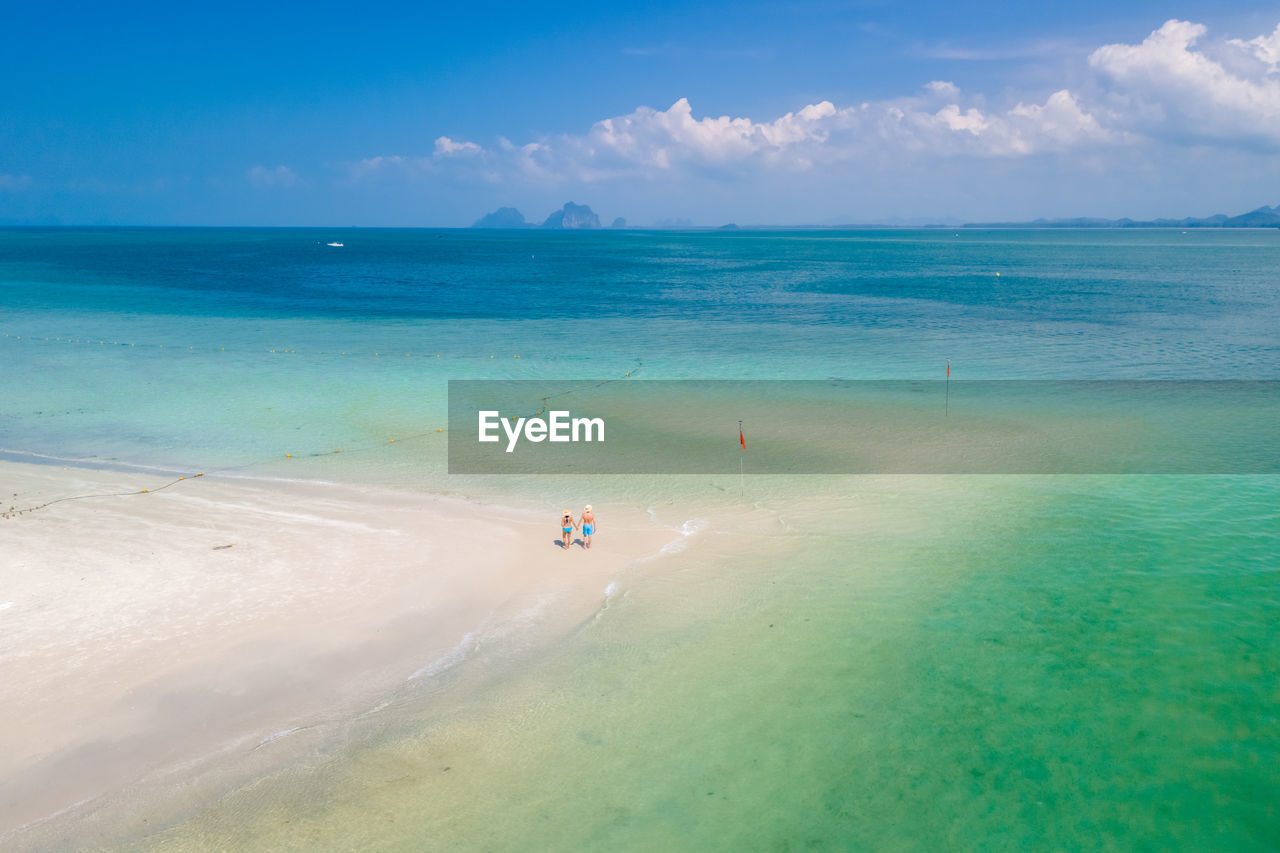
925 80 961 99
878 89 1113 157
347 142 502 184
1090 19 1280 147
247 164 301 188
381 88 1110 188
345 17 1280 192
1229 23 1280 74
935 104 989 135
1006 90 1112 150
434 136 483 156
584 97 840 169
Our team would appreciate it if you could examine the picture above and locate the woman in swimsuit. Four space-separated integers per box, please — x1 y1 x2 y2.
579 505 596 550
560 509 576 551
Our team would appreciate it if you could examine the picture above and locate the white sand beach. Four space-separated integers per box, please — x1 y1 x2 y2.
0 460 679 845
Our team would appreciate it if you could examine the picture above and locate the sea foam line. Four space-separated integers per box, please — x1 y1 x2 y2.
407 593 563 683
408 631 478 681
0 795 101 846
653 517 709 558
255 727 302 748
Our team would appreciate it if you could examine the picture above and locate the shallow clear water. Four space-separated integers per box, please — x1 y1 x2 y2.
130 476 1280 851
3 228 1277 849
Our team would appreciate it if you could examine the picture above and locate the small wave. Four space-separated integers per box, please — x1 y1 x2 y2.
680 518 708 536
661 517 708 555
406 595 559 683
408 631 477 681
0 794 100 845
640 517 709 561
256 727 301 747
587 580 626 627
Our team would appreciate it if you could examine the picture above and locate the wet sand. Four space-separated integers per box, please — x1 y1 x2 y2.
0 460 677 846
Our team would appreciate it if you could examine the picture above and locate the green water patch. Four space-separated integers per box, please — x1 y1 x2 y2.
124 475 1280 852
811 476 1280 850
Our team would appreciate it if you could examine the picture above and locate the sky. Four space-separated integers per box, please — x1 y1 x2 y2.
3 1 1280 226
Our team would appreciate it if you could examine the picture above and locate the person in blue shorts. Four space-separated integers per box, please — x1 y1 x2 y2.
579 505 596 550
560 509 576 551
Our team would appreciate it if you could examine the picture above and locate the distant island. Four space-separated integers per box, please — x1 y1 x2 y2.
471 207 528 228
473 203 1280 230
541 202 600 229
963 204 1280 229
473 202 605 229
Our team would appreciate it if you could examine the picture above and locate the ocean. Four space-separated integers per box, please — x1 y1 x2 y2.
2 227 1277 849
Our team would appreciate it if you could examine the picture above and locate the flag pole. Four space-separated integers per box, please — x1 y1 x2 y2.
738 419 745 499
945 360 950 417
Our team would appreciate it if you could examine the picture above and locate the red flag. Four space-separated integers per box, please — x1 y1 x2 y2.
739 426 746 449
946 362 950 377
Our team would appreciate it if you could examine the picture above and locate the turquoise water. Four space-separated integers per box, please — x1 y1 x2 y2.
124 477 1280 851
3 228 1278 476
3 228 1278 849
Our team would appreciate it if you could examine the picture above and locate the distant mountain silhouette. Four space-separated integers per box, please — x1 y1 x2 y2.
472 207 528 228
542 202 601 229
966 204 1280 229
475 203 1280 230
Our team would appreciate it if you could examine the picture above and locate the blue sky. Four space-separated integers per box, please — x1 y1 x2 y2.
3 1 1279 225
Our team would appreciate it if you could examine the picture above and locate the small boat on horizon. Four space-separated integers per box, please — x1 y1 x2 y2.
326 241 344 247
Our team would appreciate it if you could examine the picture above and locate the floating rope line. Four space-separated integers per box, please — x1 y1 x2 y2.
0 429 451 518
532 359 643 417
2 474 203 519
2 358 645 519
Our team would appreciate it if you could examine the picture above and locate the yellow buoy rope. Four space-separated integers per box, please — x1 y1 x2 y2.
2 474 203 519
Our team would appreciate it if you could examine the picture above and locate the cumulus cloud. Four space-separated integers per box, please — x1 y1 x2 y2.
924 80 961 99
1006 90 1112 150
1090 19 1280 147
367 87 1111 188
583 97 841 170
247 164 301 188
1229 23 1280 74
347 17 1280 190
433 136 482 156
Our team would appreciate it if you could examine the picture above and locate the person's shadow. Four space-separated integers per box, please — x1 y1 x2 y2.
551 538 586 549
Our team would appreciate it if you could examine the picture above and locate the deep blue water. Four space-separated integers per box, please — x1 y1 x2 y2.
4 226 1279 330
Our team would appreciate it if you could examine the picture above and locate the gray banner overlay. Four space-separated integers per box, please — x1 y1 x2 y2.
448 380 1279 474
